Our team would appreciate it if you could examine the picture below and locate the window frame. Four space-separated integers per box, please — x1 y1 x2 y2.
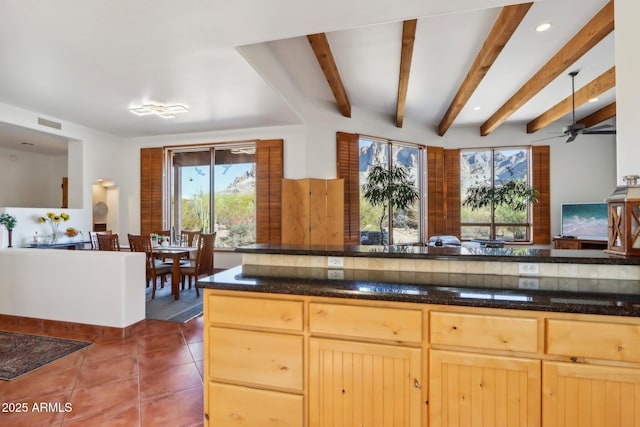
358 135 425 245
165 142 258 248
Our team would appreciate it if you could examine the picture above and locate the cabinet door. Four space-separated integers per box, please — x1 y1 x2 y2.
429 350 540 427
309 338 423 427
543 361 640 427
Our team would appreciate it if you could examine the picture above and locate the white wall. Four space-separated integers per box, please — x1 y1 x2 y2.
0 248 145 328
0 146 67 208
615 0 640 182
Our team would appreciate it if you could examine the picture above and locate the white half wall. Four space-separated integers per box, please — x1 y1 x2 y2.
0 248 145 328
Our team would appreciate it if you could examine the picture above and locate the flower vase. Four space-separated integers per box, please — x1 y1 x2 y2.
7 229 12 248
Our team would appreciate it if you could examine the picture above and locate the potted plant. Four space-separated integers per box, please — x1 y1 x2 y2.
0 213 17 248
361 165 419 245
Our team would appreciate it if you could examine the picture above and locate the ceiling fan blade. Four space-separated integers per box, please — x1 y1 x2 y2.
586 124 614 131
582 130 616 135
531 134 564 143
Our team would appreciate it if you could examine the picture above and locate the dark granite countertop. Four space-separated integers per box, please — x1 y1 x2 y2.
198 265 640 317
236 243 640 265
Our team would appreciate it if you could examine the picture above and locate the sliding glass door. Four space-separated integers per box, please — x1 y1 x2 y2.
169 144 256 247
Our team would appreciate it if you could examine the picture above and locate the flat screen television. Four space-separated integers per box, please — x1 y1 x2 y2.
561 202 608 241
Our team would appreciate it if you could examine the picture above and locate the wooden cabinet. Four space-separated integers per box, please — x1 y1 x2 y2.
308 302 424 427
309 338 423 427
281 178 344 245
543 362 640 427
430 350 541 427
553 236 607 249
429 311 541 427
204 289 640 427
204 294 304 426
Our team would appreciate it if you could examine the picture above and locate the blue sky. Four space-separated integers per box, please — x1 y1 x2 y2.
181 164 252 197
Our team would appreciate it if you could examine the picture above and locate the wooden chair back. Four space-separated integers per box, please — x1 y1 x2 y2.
89 230 112 250
152 230 170 237
128 233 154 279
128 233 171 298
181 230 201 247
97 233 120 251
195 232 216 277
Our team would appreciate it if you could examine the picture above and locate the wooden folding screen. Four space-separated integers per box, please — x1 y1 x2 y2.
281 178 344 245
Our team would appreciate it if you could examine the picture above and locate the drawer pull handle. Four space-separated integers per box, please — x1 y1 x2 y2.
618 346 624 352
414 378 422 389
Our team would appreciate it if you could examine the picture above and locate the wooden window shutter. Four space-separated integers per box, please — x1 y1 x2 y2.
140 147 164 236
256 139 283 244
336 132 360 244
444 148 461 237
531 145 551 244
427 146 445 238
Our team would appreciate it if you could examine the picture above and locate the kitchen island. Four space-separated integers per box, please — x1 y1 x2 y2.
198 244 640 427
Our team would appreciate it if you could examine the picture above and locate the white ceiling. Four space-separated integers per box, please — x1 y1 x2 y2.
0 0 614 154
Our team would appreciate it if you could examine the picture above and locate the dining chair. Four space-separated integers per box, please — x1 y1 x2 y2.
97 233 120 251
180 232 216 297
128 233 172 299
180 230 201 247
89 230 113 250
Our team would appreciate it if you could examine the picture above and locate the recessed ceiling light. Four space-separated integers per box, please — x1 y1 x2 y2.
536 22 551 32
129 103 189 119
588 97 599 103
473 106 481 111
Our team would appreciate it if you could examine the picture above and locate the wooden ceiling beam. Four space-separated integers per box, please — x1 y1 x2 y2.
307 33 351 118
480 0 614 136
396 19 417 128
577 101 616 128
437 3 532 136
526 66 615 133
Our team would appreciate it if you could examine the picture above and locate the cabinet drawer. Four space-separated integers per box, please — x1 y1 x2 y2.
430 311 538 353
209 327 304 391
309 302 422 343
546 318 640 362
207 294 303 331
209 382 303 426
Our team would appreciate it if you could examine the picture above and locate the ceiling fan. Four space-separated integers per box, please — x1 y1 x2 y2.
559 70 616 143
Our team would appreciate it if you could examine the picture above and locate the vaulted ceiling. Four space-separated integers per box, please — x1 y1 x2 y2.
0 0 615 154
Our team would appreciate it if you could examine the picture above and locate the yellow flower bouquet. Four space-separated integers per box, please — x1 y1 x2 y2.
38 211 70 238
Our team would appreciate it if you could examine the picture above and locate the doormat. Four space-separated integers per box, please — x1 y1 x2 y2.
0 331 92 381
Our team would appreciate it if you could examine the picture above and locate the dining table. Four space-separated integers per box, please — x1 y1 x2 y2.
152 246 196 300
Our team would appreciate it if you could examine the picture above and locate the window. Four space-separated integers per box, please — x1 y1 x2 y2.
168 144 256 248
359 136 422 245
460 147 532 242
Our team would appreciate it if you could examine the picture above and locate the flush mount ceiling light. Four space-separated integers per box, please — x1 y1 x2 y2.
129 103 189 119
536 22 551 32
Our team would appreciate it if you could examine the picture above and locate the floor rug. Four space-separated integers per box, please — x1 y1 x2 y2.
0 331 92 381
145 280 203 323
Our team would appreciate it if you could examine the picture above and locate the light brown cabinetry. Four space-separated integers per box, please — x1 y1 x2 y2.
204 293 304 426
430 350 541 426
309 338 423 427
429 311 541 426
543 318 640 427
308 302 424 426
204 289 640 427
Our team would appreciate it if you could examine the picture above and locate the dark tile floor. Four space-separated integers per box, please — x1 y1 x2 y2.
0 316 204 426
